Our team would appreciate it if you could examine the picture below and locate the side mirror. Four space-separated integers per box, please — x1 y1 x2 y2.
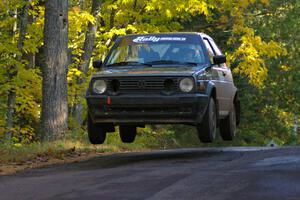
213 55 226 65
93 60 103 69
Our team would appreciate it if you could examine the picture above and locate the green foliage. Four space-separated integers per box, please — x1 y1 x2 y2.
232 0 299 145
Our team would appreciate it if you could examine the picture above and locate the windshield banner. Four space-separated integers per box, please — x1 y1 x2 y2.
133 36 187 43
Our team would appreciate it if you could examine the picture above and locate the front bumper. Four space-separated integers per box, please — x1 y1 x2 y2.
86 94 209 125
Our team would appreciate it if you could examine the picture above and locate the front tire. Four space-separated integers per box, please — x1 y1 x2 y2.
220 105 236 141
197 98 217 143
87 114 106 144
119 125 137 143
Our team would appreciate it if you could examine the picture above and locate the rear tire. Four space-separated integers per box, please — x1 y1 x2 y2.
220 105 236 141
87 114 106 144
197 98 217 143
119 125 137 143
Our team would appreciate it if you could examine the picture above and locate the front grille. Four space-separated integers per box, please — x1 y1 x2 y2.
106 77 181 94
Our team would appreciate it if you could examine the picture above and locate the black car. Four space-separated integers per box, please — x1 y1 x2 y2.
86 32 240 144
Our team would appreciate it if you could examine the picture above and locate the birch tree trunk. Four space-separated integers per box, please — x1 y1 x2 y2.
41 0 69 141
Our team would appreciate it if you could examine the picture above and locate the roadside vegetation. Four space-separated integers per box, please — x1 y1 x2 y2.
0 0 299 167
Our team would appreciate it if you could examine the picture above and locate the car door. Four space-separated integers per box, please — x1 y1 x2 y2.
209 39 236 115
202 37 233 117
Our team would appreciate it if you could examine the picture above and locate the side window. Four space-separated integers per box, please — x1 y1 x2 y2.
203 38 214 63
209 40 222 55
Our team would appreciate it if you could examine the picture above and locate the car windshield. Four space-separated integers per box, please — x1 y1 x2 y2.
106 35 206 67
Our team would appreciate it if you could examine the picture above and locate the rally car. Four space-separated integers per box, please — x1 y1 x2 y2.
86 32 240 144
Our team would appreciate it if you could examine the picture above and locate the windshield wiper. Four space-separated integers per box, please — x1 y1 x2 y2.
146 60 198 66
106 61 152 67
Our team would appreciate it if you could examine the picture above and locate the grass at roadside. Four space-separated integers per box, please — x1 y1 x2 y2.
0 125 180 174
0 128 159 175
0 140 118 165
0 134 152 166
0 126 156 164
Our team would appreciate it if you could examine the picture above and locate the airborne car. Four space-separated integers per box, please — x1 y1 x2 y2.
86 33 240 144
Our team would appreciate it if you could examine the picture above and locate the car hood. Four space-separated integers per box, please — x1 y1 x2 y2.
93 65 207 77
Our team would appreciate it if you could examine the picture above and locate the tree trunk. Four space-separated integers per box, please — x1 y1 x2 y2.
25 12 36 69
5 1 30 140
41 0 69 141
6 91 16 140
74 0 102 124
80 0 102 74
109 8 116 30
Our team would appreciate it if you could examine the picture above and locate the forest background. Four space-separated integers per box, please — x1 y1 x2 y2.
0 0 299 162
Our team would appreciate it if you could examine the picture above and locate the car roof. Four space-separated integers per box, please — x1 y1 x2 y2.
122 32 213 40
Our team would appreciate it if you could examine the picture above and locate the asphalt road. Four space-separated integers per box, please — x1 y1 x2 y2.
1 147 300 200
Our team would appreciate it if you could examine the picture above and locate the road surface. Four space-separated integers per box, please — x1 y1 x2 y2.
1 147 300 200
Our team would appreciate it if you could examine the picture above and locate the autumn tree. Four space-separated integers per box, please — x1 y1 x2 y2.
0 0 42 142
4 0 31 140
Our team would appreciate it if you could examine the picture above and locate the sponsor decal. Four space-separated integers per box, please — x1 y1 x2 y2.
133 36 186 43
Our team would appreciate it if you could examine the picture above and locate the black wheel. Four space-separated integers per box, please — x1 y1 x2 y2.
119 125 137 143
220 104 236 141
87 114 106 144
197 98 217 143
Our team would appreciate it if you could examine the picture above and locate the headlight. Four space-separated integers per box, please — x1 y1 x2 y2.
93 79 107 94
179 78 194 92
